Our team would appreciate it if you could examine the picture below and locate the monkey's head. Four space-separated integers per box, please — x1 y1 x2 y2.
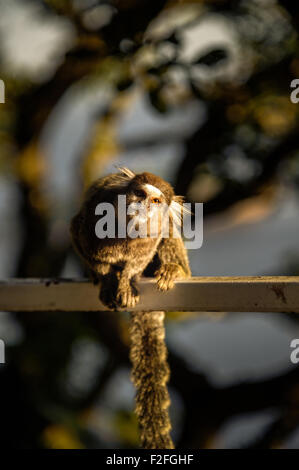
127 172 174 205
116 167 186 237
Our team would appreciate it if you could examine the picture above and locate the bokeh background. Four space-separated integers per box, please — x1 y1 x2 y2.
0 0 299 449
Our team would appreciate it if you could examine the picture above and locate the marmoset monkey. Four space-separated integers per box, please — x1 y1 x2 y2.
70 167 191 449
71 167 191 308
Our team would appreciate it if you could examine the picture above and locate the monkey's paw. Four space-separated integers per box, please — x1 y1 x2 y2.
99 284 117 310
90 271 100 285
155 264 184 291
116 284 139 309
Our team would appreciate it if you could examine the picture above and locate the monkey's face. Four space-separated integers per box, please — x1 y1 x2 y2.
125 180 170 237
129 184 165 215
105 169 184 239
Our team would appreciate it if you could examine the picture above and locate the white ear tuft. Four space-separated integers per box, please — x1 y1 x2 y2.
116 166 136 180
170 197 192 218
169 201 183 227
169 197 192 236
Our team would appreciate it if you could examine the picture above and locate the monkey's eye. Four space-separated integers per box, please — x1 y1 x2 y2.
151 197 161 204
134 189 147 199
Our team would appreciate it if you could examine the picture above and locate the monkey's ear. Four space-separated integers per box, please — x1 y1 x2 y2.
169 196 192 224
172 195 184 206
171 196 192 215
116 166 136 180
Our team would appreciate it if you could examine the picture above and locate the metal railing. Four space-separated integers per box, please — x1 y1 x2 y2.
0 276 298 313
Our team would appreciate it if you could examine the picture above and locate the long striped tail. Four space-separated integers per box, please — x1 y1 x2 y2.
129 310 174 449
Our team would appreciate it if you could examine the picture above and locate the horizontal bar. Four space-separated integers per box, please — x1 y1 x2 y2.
0 277 298 313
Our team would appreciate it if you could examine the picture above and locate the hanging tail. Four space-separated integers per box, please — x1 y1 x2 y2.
129 310 174 449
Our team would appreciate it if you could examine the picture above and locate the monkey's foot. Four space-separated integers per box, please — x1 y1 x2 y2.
90 272 100 285
155 264 184 291
116 284 139 309
99 284 117 310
